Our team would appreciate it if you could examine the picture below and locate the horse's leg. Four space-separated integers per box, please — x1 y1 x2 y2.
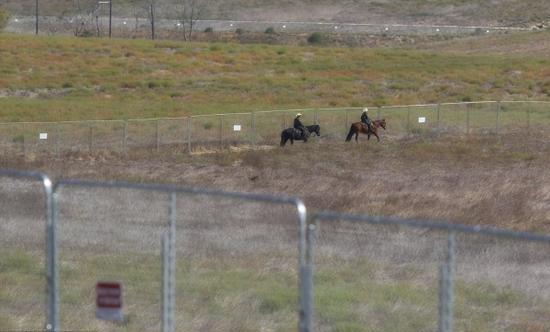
355 132 358 142
345 128 354 142
374 131 380 142
290 138 294 145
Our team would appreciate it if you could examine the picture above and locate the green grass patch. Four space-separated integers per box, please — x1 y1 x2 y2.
0 33 548 122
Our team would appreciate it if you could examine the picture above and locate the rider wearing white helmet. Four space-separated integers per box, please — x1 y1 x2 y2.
361 107 372 132
294 113 307 137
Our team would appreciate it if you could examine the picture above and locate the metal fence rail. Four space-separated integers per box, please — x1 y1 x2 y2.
0 100 548 156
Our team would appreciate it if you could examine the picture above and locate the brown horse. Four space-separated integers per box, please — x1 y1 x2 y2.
345 119 386 142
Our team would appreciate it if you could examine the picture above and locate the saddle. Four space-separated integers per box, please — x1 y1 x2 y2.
294 128 310 139
362 123 372 132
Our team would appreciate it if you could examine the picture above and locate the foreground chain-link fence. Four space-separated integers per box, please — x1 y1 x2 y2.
1 101 549 156
1 169 550 332
0 170 55 330
307 212 550 332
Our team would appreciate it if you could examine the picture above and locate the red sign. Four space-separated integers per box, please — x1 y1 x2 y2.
96 282 123 321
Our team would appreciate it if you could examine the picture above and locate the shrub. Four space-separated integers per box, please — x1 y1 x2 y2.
265 27 275 34
0 6 10 31
77 29 94 38
12 134 24 144
307 32 324 44
204 27 213 33
235 28 244 35
147 81 159 89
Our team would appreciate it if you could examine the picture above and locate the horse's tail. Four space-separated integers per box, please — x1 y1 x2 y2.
345 126 354 141
280 131 286 146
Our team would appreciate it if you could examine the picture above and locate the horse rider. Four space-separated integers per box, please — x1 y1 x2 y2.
361 107 372 132
294 113 308 137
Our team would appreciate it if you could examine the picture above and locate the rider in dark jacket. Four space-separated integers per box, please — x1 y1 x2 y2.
361 107 372 132
294 113 307 137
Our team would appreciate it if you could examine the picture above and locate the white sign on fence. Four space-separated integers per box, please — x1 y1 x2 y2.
96 282 123 322
39 133 48 140
233 124 242 131
418 117 426 124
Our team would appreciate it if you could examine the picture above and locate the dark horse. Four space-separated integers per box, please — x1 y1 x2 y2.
345 119 386 142
306 125 320 136
280 125 320 146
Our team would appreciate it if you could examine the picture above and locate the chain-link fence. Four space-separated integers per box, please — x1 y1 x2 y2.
5 14 531 38
2 169 550 331
51 179 307 332
1 101 548 156
307 212 550 332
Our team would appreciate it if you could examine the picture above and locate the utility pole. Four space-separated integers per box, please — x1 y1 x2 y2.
109 0 112 38
150 2 155 40
98 1 112 38
35 0 38 35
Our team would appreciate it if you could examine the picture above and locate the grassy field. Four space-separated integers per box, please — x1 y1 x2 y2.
2 23 550 332
3 233 549 331
2 133 550 331
0 33 549 123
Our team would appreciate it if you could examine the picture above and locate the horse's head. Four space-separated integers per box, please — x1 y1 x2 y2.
376 119 386 130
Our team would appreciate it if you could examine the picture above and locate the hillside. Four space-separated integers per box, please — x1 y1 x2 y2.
2 0 549 27
0 33 549 122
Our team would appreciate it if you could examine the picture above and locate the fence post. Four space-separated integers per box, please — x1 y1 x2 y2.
187 117 192 153
156 119 160 152
219 115 223 149
283 113 287 130
345 111 349 133
22 123 26 157
438 231 456 332
466 104 470 135
496 101 501 134
88 122 94 152
377 107 381 120
314 110 319 125
526 104 531 131
48 177 59 332
436 104 441 137
161 233 172 332
123 121 128 152
251 112 256 146
407 106 411 135
161 192 176 332
55 123 61 157
299 221 315 332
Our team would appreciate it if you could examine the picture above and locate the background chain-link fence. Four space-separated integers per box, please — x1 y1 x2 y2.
1 101 548 156
5 13 531 38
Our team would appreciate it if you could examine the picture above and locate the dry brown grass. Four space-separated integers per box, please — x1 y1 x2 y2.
3 133 549 233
